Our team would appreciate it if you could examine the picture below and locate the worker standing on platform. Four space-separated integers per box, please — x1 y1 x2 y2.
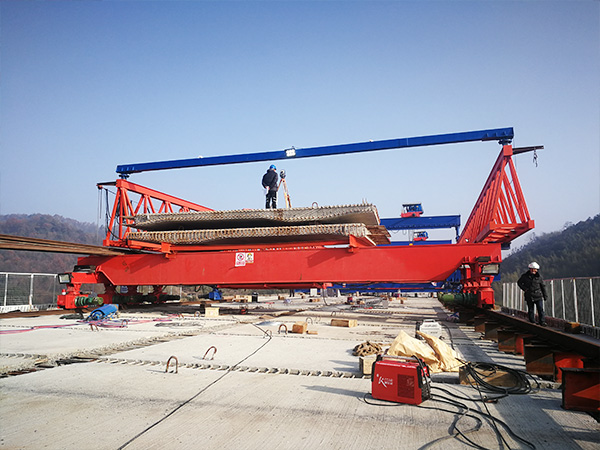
517 262 548 326
262 164 278 209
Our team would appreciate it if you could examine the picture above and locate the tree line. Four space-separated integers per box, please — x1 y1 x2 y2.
0 214 101 273
499 214 600 281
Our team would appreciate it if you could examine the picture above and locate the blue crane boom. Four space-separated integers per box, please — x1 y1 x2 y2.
116 127 514 177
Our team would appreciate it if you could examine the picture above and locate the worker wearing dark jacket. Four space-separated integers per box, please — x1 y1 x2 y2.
262 164 278 209
517 262 548 326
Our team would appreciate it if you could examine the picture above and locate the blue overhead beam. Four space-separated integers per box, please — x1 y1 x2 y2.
381 215 461 230
116 127 514 176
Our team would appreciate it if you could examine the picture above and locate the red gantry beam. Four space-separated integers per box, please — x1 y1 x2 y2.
59 241 500 302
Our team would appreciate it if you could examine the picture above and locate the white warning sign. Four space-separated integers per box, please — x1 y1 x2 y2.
235 252 254 267
235 252 246 267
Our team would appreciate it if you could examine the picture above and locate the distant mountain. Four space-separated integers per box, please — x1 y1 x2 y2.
0 214 102 273
500 214 600 281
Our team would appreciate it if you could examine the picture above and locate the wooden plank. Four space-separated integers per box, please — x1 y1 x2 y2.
331 319 357 328
291 322 307 334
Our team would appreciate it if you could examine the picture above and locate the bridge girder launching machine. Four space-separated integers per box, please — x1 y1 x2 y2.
57 128 538 309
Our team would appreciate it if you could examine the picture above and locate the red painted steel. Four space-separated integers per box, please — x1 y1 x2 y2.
57 144 535 309
78 242 501 286
58 242 501 308
515 334 535 355
100 179 212 248
554 352 585 382
458 145 534 245
561 368 600 412
401 211 423 218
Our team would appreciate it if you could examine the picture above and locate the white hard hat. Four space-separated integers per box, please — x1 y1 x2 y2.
528 262 540 269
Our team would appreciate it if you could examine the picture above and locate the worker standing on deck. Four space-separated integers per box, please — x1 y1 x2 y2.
517 262 548 326
262 164 278 209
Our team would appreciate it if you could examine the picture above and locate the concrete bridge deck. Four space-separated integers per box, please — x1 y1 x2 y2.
1 295 598 449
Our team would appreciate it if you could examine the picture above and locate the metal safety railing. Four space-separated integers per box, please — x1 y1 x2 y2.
0 274 190 313
0 272 60 313
501 276 600 327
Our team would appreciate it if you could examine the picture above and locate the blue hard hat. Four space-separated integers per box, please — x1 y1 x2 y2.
269 164 276 170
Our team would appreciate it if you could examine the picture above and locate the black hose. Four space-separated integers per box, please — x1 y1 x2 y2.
463 361 539 395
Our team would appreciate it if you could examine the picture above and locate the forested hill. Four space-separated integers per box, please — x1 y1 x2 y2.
500 214 600 282
0 214 101 273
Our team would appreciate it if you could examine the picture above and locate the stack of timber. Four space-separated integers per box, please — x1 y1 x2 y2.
127 204 390 246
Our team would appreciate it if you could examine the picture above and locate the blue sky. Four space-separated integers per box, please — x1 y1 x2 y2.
1 1 598 247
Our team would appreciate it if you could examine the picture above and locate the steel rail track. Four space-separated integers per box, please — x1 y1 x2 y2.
481 309 600 361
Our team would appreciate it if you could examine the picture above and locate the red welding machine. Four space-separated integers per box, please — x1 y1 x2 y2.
371 355 432 405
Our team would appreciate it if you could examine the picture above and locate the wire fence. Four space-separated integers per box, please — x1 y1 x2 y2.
501 276 600 327
0 272 61 313
0 273 189 313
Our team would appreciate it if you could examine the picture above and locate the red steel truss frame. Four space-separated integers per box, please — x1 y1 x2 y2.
458 144 534 245
100 179 212 248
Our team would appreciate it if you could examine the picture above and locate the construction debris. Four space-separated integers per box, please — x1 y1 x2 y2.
353 341 383 356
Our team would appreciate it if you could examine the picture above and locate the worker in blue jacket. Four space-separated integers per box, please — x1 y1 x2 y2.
261 164 278 209
517 262 548 326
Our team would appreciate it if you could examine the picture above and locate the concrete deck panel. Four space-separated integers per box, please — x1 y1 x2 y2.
1 296 598 449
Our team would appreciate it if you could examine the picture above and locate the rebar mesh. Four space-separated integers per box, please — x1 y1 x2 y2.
129 223 377 245
130 204 380 231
